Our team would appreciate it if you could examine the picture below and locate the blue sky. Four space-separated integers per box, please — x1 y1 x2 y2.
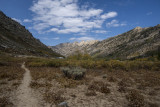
0 0 160 46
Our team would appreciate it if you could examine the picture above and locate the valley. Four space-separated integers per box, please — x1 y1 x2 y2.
0 9 160 107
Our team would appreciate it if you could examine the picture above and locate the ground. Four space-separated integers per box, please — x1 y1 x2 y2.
0 61 160 107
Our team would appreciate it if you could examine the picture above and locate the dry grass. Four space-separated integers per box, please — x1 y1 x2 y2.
126 89 145 107
107 76 117 82
85 90 97 96
0 66 25 81
28 64 160 106
29 67 89 88
30 81 52 88
44 90 65 105
0 55 25 107
88 81 111 94
0 97 13 107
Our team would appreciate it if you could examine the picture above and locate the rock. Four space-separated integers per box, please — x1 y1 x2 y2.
58 102 68 107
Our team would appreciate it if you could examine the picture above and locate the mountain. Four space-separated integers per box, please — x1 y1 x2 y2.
50 24 160 59
0 11 62 57
49 40 99 56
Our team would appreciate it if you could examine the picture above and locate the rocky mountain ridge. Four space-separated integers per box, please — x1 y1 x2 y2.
50 24 160 59
49 40 98 56
0 11 61 57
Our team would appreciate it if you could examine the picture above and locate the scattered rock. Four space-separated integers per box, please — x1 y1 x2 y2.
58 102 68 107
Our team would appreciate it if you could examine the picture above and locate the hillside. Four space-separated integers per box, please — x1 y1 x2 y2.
0 11 62 57
49 40 99 56
51 24 160 59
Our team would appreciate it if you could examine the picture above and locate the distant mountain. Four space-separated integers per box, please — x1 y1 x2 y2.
50 24 160 59
49 40 99 56
0 11 62 57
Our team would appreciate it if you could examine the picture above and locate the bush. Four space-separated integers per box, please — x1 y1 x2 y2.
126 61 153 71
60 67 86 80
107 60 126 70
152 62 160 71
80 60 96 68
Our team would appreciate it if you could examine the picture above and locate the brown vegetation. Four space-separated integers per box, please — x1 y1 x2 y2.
126 90 145 107
44 91 65 105
0 54 25 106
0 97 13 107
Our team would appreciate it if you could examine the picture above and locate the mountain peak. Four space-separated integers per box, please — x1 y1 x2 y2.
134 26 142 30
78 40 99 46
132 26 143 32
156 24 160 27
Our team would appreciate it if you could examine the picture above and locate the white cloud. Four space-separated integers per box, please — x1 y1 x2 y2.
69 36 95 41
52 37 60 40
92 30 108 34
106 20 126 27
101 12 117 19
30 0 118 34
12 18 22 24
146 12 152 15
23 19 32 23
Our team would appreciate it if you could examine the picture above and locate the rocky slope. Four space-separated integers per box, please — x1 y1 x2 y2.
49 40 99 56
0 11 61 57
50 24 160 59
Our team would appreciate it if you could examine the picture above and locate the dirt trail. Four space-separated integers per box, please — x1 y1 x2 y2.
15 62 41 107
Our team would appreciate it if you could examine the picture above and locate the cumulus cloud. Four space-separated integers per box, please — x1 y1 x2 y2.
101 12 117 19
69 36 95 41
23 19 32 23
12 18 22 24
106 20 126 27
30 0 118 34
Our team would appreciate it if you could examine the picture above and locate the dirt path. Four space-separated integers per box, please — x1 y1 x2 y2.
15 62 41 107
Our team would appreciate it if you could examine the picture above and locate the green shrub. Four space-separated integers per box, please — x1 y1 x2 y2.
107 60 126 70
126 61 153 71
80 60 96 68
152 62 160 71
96 60 109 68
60 67 86 80
26 56 160 71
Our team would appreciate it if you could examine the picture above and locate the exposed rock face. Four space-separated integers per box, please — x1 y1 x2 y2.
50 24 160 59
0 11 61 57
49 40 99 57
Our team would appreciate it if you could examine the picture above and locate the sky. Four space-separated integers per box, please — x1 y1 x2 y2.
0 0 160 46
